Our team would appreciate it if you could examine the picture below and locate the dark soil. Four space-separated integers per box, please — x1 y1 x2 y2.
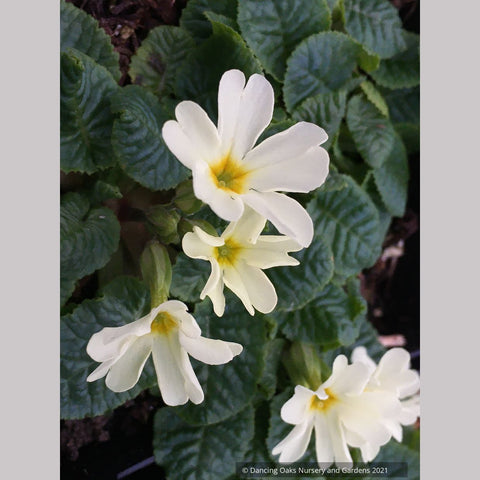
61 1 420 478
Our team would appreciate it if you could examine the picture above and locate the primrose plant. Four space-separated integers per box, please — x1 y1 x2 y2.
61 0 420 478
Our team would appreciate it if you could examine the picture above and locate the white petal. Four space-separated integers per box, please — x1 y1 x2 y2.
200 260 226 317
222 265 255 315
105 335 153 392
151 333 189 406
328 362 371 397
351 346 377 376
86 312 154 362
192 226 224 247
182 232 217 260
174 100 221 164
221 205 266 244
217 69 246 155
326 414 352 465
399 395 420 425
241 237 302 269
234 262 278 314
242 190 314 247
273 420 314 463
86 357 117 382
162 120 201 170
178 348 204 405
313 415 334 466
344 429 380 463
321 355 349 390
244 122 329 192
230 73 274 160
171 309 201 339
179 332 243 365
280 385 315 425
192 163 245 221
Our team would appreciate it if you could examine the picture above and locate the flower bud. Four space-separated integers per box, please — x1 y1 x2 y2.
283 342 322 390
177 218 218 239
146 205 181 244
174 180 203 214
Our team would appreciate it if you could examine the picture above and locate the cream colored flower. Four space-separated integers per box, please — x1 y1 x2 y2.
162 69 329 248
349 347 420 461
272 355 401 467
86 300 242 406
182 207 301 316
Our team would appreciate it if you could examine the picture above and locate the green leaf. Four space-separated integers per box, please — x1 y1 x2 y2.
61 48 119 174
371 32 419 88
284 32 360 112
170 253 211 303
179 0 239 39
307 174 382 276
266 236 334 312
346 93 396 168
111 85 189 190
175 20 262 120
60 277 156 419
257 339 286 400
373 133 409 217
87 180 123 204
360 81 389 117
129 26 195 97
154 405 254 480
356 44 380 72
362 175 393 242
60 192 120 305
382 86 419 125
343 0 407 59
60 0 120 81
292 90 347 150
174 297 267 425
238 0 330 81
275 282 363 349
395 123 419 155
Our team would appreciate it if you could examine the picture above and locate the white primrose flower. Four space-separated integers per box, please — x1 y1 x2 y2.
182 207 302 316
272 355 401 467
162 69 329 248
86 300 243 406
349 347 420 460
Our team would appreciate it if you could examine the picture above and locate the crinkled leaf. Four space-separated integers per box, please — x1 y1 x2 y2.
60 0 120 81
238 0 331 81
362 175 393 243
174 297 267 425
371 32 420 88
267 236 334 312
275 282 364 349
179 0 239 39
129 26 195 97
170 253 211 303
373 133 409 217
175 20 262 120
346 93 396 168
292 90 347 150
61 48 119 174
87 180 123 205
60 277 156 419
395 123 419 155
111 85 189 190
257 339 286 400
383 87 419 125
356 44 380 72
284 32 360 112
343 0 407 59
154 405 254 480
360 81 389 117
307 174 382 276
60 192 120 305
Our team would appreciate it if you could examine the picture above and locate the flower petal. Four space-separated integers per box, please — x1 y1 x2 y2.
230 73 274 160
244 122 329 192
178 348 204 405
217 69 246 155
326 414 353 466
192 226 225 247
105 335 153 392
222 265 255 315
151 333 189 406
179 332 243 365
221 206 266 244
273 420 314 463
241 237 302 269
192 163 245 221
174 100 221 164
313 414 334 466
86 357 117 383
280 385 316 425
350 346 377 376
162 120 201 170
242 190 314 247
182 232 217 260
234 261 278 314
200 260 226 316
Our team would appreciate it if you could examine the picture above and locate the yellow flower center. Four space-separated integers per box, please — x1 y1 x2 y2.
214 237 242 266
309 389 338 412
150 311 177 336
210 154 250 194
